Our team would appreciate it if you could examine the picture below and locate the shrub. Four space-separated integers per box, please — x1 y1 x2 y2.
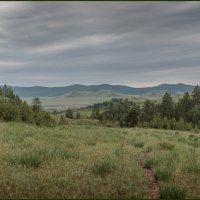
175 131 179 135
144 157 158 169
134 141 144 148
122 131 128 135
76 112 81 119
65 109 73 119
7 151 43 168
59 115 68 125
193 128 199 134
92 159 116 177
154 168 172 181
162 117 169 129
189 134 195 139
183 161 200 173
160 185 186 199
158 141 175 150
188 139 199 148
145 145 153 153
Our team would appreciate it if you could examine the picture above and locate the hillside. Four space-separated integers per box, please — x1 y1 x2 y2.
64 90 121 98
10 83 195 98
0 121 199 198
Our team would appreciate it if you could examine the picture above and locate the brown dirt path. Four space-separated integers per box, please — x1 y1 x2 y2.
138 152 160 199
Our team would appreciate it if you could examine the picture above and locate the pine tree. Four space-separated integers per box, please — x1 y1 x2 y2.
31 97 42 112
191 85 200 107
66 109 73 119
160 93 174 119
143 100 156 122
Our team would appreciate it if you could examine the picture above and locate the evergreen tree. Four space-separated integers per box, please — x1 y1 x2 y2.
176 92 192 121
160 93 174 119
66 109 73 119
1 85 15 100
191 85 200 107
90 107 100 119
125 105 140 127
31 97 42 112
76 112 81 119
142 100 156 122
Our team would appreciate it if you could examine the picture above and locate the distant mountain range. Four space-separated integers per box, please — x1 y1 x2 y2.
9 83 195 98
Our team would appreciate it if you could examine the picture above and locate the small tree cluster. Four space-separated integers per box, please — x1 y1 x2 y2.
0 85 56 127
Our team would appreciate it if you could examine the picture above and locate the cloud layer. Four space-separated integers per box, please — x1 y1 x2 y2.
0 2 200 87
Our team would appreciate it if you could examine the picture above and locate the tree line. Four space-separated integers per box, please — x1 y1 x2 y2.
0 85 56 127
90 85 200 131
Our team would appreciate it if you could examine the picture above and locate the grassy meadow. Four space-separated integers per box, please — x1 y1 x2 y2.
0 120 200 198
22 93 182 112
23 95 148 111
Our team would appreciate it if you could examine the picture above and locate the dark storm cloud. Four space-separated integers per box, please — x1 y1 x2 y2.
0 1 200 87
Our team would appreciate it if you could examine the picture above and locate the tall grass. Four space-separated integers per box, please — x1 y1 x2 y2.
183 160 200 173
158 141 175 150
0 122 199 198
144 157 158 169
6 149 50 168
91 159 116 177
160 185 186 199
154 168 172 181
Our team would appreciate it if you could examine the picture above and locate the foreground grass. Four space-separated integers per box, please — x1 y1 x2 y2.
0 122 199 198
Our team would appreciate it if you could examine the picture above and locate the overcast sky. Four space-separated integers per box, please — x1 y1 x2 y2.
0 2 200 87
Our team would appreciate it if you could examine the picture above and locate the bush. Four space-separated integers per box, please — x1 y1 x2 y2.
154 168 172 181
175 118 192 131
134 141 144 148
160 185 186 199
65 109 73 119
6 149 49 168
144 157 158 169
162 117 169 129
145 145 153 153
59 115 68 125
76 112 81 119
183 161 200 173
158 141 175 150
92 159 116 177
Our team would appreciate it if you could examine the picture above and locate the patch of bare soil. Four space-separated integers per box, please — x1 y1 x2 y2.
138 152 160 199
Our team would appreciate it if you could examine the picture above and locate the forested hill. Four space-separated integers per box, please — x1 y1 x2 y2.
9 83 195 97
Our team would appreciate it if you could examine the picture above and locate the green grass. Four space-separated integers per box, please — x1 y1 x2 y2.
134 141 144 148
91 158 116 177
144 157 158 169
0 122 199 198
158 140 175 150
7 150 43 168
23 94 147 112
154 168 172 181
183 160 200 173
160 185 186 199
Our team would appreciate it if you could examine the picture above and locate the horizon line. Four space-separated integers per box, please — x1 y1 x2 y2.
0 82 197 89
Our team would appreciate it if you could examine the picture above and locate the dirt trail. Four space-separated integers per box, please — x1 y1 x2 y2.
138 152 160 199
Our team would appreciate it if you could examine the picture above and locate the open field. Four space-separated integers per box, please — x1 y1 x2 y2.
0 121 199 198
23 95 148 111
22 93 182 112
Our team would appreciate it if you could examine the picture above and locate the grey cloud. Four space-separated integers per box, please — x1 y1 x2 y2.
0 2 200 87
